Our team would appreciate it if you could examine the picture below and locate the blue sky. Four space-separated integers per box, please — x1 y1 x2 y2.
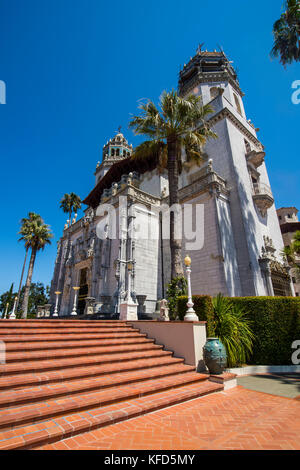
0 0 299 294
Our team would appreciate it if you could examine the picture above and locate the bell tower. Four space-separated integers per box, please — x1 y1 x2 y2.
178 46 246 119
95 128 133 185
178 46 287 297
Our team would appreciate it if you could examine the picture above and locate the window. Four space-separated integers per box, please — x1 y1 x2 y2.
210 87 219 100
234 93 242 114
111 148 115 157
116 148 120 157
244 139 251 153
279 215 282 220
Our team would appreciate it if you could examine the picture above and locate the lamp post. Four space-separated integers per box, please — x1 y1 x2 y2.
9 296 18 320
184 255 198 322
71 287 80 316
53 291 61 317
119 260 138 321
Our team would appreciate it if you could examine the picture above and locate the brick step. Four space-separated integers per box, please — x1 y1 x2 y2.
0 381 223 450
0 356 184 391
0 364 199 408
4 342 163 363
0 320 128 329
0 349 173 376
1 332 146 343
0 371 211 431
0 327 136 336
4 337 154 352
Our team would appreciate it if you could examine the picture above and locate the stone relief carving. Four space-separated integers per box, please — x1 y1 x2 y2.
81 208 94 227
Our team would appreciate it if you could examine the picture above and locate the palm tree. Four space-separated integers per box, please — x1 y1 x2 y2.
17 213 42 313
271 0 300 67
60 193 82 226
212 294 254 367
283 230 300 278
20 215 53 318
129 90 216 279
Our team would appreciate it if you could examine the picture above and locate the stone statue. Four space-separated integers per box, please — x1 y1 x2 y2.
87 237 95 257
159 299 169 321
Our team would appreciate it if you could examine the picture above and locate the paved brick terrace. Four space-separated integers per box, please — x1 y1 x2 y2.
38 386 300 450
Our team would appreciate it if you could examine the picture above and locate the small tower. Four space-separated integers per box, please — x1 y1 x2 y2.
178 47 246 118
95 129 133 184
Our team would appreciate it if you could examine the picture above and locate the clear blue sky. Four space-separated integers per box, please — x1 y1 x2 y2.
0 0 299 294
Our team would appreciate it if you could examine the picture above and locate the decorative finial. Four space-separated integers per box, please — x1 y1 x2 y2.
197 43 204 54
118 125 122 133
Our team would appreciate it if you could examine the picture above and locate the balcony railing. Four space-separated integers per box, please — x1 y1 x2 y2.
252 182 273 198
252 183 274 216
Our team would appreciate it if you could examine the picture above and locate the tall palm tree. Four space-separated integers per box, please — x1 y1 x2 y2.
283 230 300 278
129 90 216 279
17 213 42 313
60 193 82 226
271 0 300 67
20 215 53 318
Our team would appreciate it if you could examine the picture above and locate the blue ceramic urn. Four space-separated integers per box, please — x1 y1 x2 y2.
203 338 227 375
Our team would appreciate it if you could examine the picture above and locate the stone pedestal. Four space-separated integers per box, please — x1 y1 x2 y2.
119 301 138 321
44 304 51 318
136 295 147 318
37 306 44 318
99 295 112 314
84 297 95 315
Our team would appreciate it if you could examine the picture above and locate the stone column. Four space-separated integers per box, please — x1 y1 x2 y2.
119 262 138 321
286 265 296 297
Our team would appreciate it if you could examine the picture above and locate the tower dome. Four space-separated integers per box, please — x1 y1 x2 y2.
95 128 133 184
102 128 132 162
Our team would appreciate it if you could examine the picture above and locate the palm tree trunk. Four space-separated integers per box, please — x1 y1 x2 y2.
21 248 37 318
167 136 183 279
16 247 29 313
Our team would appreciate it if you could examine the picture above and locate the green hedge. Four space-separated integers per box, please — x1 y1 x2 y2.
177 295 215 337
177 295 300 365
229 297 300 365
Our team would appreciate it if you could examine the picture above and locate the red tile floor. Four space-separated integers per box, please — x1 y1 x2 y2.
37 386 300 450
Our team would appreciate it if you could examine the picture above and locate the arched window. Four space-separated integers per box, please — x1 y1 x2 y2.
234 93 242 114
116 148 120 157
111 148 115 157
244 139 251 153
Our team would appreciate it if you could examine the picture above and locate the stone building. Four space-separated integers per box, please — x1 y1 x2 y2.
50 48 294 318
277 207 300 296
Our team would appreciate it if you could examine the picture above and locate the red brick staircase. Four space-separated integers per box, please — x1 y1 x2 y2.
0 320 223 450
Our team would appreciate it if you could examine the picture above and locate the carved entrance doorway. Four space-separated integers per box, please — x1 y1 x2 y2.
78 268 89 315
271 271 292 296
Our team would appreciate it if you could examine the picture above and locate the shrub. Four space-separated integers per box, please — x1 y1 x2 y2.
166 277 187 320
229 296 300 365
212 294 254 367
177 295 300 365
